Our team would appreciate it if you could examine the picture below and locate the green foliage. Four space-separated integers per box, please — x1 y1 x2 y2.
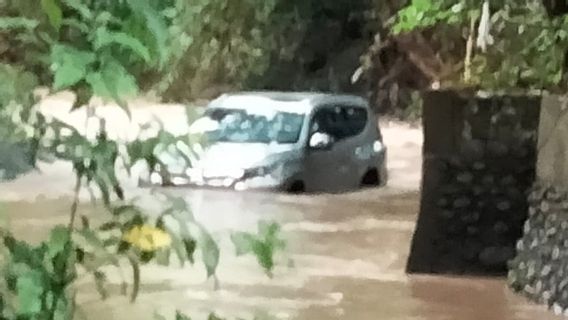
176 311 192 320
40 0 63 31
93 29 151 63
0 17 39 30
158 0 370 99
467 3 568 90
0 64 44 180
391 0 568 91
0 197 283 318
158 0 278 99
2 0 172 110
0 64 39 134
199 228 220 279
0 1 288 319
50 45 96 91
0 226 76 319
231 222 285 276
392 0 472 34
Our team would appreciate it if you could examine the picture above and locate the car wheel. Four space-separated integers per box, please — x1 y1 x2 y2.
287 181 305 194
361 169 380 187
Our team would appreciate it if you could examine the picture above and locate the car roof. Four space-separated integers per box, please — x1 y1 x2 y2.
208 91 369 112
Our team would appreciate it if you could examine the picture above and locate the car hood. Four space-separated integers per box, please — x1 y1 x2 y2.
195 142 296 170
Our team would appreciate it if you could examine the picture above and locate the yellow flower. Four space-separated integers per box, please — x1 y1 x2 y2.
123 225 172 252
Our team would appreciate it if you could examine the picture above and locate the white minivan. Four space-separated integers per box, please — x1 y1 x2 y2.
182 91 387 193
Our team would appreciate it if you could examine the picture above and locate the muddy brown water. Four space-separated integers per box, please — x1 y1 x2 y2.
0 103 562 319
2 188 562 320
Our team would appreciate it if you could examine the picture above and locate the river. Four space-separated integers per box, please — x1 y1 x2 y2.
3 188 560 320
0 98 562 319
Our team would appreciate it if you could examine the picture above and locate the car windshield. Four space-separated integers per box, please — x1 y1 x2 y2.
190 108 305 144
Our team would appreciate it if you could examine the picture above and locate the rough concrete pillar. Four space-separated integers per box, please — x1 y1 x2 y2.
407 91 540 275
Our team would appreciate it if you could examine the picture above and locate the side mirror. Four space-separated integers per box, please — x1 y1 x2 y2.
309 132 334 150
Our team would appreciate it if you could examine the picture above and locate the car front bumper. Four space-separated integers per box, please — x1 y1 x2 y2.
144 172 287 192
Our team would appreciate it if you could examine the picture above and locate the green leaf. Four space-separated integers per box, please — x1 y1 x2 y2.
41 0 63 31
125 0 169 65
47 226 70 258
154 312 168 320
86 59 137 116
51 45 96 90
62 0 93 19
61 18 90 34
0 63 38 107
168 233 187 267
117 241 131 254
93 270 108 299
98 221 121 231
208 314 224 320
75 229 119 268
176 311 192 320
0 17 39 30
102 237 121 248
231 232 255 256
183 238 196 264
111 205 139 217
259 222 280 240
232 222 284 275
140 251 155 264
252 242 274 275
72 85 93 110
199 229 219 279
4 236 44 267
16 271 43 316
412 0 432 11
93 175 111 207
94 28 151 62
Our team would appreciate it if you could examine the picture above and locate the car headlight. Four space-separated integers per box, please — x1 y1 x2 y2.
373 140 384 153
244 163 280 179
244 166 270 178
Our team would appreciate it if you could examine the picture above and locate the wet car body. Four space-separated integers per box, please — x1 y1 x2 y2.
169 92 387 193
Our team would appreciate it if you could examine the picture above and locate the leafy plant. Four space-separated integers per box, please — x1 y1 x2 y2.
389 0 568 91
0 226 77 319
0 1 287 319
231 222 286 277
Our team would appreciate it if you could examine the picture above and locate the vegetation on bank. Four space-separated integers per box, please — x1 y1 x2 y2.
4 0 568 114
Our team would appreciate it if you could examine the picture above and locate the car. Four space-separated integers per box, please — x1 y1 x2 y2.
169 91 387 193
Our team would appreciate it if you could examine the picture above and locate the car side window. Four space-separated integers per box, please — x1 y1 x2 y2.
343 106 368 137
310 108 337 137
310 105 368 141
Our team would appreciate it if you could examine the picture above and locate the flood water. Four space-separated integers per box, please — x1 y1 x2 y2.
3 188 562 320
0 101 563 319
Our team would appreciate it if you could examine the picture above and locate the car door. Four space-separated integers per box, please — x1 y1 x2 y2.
341 104 373 188
304 106 351 192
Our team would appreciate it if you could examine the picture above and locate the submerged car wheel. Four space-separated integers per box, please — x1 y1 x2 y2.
287 181 305 194
361 169 380 187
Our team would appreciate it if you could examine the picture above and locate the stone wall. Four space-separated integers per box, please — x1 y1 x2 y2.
508 95 568 315
407 90 541 275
